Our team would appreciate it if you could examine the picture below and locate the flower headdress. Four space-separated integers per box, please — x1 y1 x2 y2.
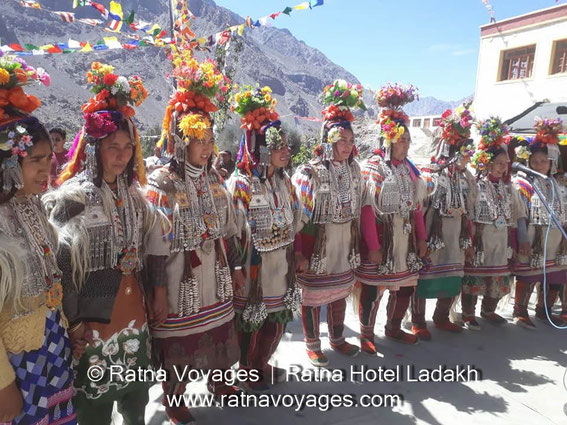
160 48 229 164
432 102 475 164
232 85 283 176
534 117 564 146
316 79 365 160
470 116 509 172
0 53 50 192
376 83 418 159
58 61 148 185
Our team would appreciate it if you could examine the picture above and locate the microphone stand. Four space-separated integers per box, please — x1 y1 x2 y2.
528 175 567 241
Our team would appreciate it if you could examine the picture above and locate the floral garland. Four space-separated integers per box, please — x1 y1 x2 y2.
82 62 148 118
0 52 49 122
232 85 278 131
534 117 564 145
439 103 474 146
376 83 418 146
321 79 365 122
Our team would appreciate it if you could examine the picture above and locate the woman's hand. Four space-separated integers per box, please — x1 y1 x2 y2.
417 239 428 258
295 253 309 273
0 381 23 422
231 269 246 297
149 286 169 327
518 241 531 257
367 250 382 265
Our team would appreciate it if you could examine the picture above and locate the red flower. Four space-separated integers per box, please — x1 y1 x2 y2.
103 73 119 86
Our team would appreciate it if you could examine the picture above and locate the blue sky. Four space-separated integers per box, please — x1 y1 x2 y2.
213 0 566 101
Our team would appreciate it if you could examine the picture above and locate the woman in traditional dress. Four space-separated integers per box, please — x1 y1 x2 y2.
293 80 366 366
462 117 521 330
228 85 304 389
512 118 567 328
410 104 477 340
43 62 154 425
355 83 427 353
144 51 240 424
0 56 76 425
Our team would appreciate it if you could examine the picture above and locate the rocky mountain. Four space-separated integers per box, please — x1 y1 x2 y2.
1 0 464 152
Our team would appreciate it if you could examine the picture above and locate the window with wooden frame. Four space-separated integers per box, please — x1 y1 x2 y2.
412 119 422 127
424 118 431 129
551 39 567 75
499 45 536 81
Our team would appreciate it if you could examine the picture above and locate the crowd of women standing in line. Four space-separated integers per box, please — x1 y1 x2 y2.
0 50 566 425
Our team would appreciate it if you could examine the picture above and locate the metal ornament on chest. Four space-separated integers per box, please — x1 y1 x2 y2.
379 161 415 234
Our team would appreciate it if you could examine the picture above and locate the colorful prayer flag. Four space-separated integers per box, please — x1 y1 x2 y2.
54 11 75 23
78 18 102 26
294 2 311 10
91 2 108 19
80 42 93 52
20 1 41 9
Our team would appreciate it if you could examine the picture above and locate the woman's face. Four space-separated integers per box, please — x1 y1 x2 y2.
270 134 290 169
391 130 410 161
186 129 214 167
332 127 354 162
99 130 134 182
529 151 551 176
20 139 52 195
489 152 509 178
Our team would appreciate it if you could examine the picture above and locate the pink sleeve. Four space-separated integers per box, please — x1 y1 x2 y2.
361 205 380 251
413 206 427 241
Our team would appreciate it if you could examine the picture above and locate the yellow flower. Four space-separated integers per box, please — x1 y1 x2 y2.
244 91 251 98
262 86 272 93
100 64 114 75
264 94 272 102
0 68 10 85
232 83 239 90
234 93 242 103
178 113 211 141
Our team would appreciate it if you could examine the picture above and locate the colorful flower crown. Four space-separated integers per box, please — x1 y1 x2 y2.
58 62 147 186
476 116 509 150
470 151 494 171
534 117 563 145
439 103 474 146
162 49 230 145
376 83 418 146
514 145 531 161
82 62 148 119
232 85 279 131
0 53 49 124
376 83 418 109
264 124 286 151
321 79 365 122
0 124 33 158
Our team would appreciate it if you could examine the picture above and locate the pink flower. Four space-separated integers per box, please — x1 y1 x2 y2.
37 68 50 87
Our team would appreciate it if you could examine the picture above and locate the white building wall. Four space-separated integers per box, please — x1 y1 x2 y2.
474 18 567 120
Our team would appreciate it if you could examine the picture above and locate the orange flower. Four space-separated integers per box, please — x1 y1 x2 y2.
0 69 10 85
14 69 27 84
